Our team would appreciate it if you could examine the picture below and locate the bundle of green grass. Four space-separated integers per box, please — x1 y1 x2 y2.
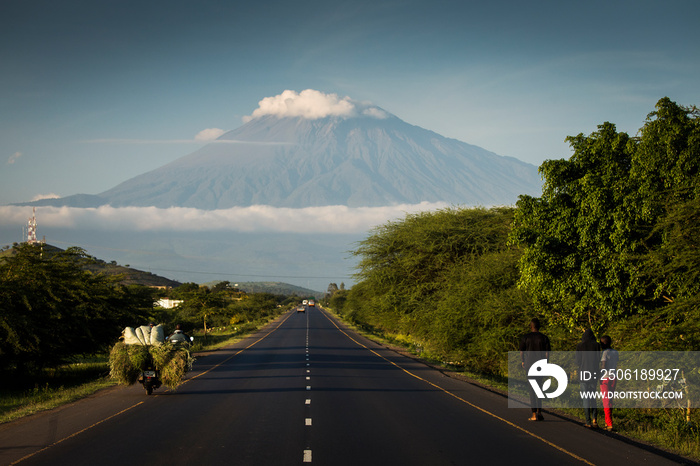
109 325 194 389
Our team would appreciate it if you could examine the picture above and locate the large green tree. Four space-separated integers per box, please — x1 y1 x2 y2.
351 207 516 334
510 98 700 333
346 206 536 375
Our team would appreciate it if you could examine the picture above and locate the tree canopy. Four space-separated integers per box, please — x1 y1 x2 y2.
510 97 700 333
341 206 532 375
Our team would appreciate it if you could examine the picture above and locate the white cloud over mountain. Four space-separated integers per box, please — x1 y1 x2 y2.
195 128 226 141
31 193 61 201
0 203 446 234
243 89 387 122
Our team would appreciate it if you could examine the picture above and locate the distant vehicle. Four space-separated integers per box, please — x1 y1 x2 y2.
308 300 315 307
302 300 308 305
297 305 306 313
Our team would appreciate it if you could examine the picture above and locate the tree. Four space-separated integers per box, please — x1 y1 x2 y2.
350 206 517 333
510 98 700 332
327 283 339 296
173 285 227 333
345 206 535 375
612 197 700 350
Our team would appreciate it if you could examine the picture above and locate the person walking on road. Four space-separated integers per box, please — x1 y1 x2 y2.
519 318 551 421
576 328 601 428
600 335 619 431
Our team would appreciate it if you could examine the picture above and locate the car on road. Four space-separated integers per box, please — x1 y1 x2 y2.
308 300 315 307
297 305 306 312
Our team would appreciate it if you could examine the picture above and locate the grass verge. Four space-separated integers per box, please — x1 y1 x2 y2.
0 361 115 424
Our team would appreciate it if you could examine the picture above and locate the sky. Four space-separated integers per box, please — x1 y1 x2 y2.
1 0 699 287
2 0 698 205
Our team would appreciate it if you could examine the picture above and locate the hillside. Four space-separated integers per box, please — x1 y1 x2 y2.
0 243 181 288
201 280 321 296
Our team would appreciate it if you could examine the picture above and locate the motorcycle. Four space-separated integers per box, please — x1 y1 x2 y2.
139 365 162 395
137 336 194 395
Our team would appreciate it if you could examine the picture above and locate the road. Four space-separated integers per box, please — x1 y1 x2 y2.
0 306 692 465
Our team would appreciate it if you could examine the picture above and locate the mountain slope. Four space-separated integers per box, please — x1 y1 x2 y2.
18 111 541 209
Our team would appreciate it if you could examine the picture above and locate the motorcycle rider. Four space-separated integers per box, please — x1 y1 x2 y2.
167 324 192 346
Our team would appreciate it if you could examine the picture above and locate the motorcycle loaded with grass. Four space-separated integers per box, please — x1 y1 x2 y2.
109 323 195 396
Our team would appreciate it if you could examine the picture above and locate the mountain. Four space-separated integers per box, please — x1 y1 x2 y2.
19 110 541 209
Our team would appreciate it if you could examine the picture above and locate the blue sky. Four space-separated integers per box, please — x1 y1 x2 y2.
2 0 699 205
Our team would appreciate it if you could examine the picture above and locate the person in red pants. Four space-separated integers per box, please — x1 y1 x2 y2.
600 335 619 431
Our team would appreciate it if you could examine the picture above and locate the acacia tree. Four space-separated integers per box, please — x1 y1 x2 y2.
172 284 228 333
350 206 518 334
346 206 534 374
510 98 700 332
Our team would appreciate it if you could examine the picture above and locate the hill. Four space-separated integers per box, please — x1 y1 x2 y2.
200 280 321 296
0 243 182 288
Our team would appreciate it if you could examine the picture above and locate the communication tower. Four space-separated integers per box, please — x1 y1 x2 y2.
27 207 38 244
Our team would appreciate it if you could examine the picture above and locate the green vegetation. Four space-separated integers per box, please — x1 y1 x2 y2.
0 361 115 424
0 247 292 423
511 97 700 339
162 281 294 335
339 206 534 376
331 97 700 459
0 244 154 374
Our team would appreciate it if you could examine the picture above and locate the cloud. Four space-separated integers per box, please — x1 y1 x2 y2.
362 107 389 119
7 151 22 164
194 128 226 141
0 203 447 235
32 193 61 201
243 89 388 122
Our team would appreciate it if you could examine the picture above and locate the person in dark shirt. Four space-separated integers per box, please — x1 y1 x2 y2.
575 328 601 427
519 318 551 421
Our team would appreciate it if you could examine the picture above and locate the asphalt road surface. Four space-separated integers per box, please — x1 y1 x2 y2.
0 306 693 465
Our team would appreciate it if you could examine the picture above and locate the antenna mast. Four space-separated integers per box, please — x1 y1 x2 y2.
27 207 38 244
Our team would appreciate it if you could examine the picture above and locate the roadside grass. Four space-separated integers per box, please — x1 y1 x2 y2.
323 306 700 462
0 316 279 425
189 322 260 351
0 360 115 424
